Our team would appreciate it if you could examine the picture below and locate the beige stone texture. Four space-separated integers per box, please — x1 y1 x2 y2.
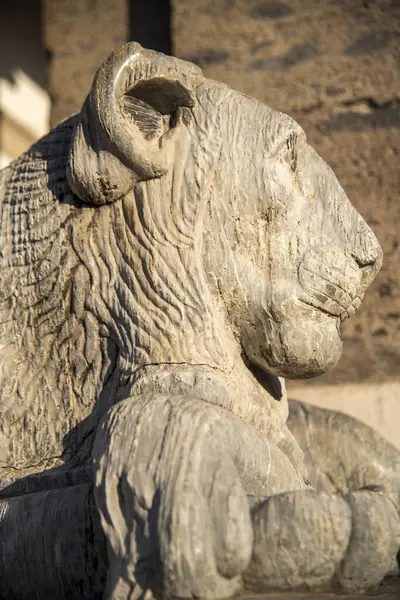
43 0 129 126
172 0 400 386
289 381 400 451
0 111 37 160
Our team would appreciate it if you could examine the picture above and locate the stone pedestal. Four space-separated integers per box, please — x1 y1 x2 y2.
240 576 400 599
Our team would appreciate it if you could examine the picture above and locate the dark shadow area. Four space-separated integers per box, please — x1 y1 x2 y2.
0 0 48 88
129 0 172 54
245 360 283 401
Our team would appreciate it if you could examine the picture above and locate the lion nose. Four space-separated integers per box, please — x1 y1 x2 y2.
349 224 383 292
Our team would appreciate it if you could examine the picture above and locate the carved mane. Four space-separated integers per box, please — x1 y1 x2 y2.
0 78 235 475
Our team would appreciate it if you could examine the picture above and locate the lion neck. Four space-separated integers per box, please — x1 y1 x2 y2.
119 361 305 476
121 361 285 433
86 191 291 432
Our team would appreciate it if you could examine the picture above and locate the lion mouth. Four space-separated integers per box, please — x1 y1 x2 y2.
298 247 365 323
299 293 363 322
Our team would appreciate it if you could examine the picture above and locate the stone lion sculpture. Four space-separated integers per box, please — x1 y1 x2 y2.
0 43 399 600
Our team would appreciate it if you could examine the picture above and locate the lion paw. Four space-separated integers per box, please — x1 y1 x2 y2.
337 491 400 591
244 489 400 594
93 394 253 599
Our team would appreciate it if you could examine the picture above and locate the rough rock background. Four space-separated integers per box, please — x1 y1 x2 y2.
173 0 400 387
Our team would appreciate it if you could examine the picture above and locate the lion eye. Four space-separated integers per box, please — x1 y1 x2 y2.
286 132 298 172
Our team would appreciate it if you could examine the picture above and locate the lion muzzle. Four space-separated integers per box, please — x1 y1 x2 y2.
298 246 370 322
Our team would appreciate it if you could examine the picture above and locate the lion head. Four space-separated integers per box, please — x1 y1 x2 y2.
0 43 382 472
68 42 381 378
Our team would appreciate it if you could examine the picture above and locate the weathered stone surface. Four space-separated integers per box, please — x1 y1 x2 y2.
287 399 400 502
172 0 400 386
0 43 398 599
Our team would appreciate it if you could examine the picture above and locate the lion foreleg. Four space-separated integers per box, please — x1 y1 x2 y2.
93 394 255 600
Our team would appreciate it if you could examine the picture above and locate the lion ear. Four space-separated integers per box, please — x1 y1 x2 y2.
67 43 196 206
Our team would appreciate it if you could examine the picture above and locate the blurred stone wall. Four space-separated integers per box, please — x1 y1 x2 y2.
173 0 400 387
43 0 129 127
0 0 50 167
43 0 171 127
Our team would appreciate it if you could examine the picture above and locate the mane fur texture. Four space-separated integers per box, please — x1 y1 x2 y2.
0 82 234 474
